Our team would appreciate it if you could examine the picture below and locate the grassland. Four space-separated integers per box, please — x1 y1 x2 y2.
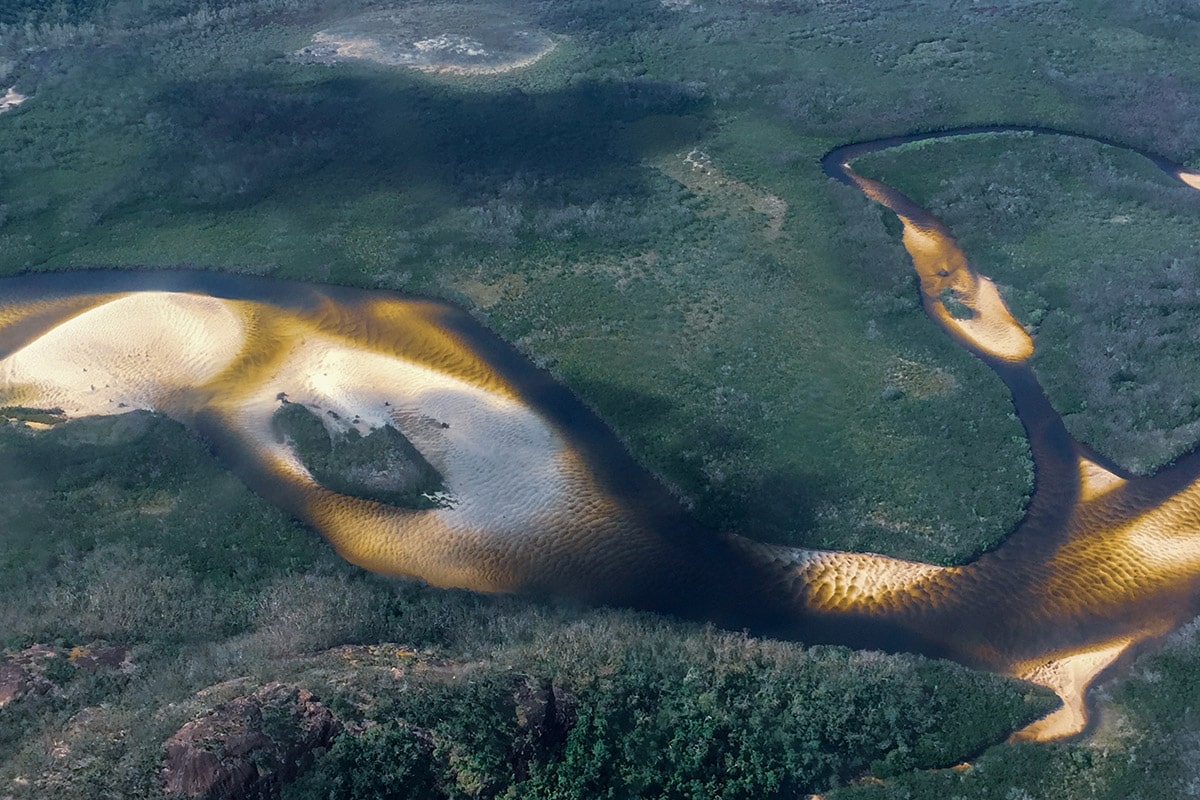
854 133 1200 475
0 0 1051 564
2 0 1200 797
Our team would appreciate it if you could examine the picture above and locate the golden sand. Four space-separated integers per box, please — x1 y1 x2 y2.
1177 169 1200 191
1077 454 1126 502
5 133 1200 746
1008 638 1133 742
0 286 647 597
847 170 1033 362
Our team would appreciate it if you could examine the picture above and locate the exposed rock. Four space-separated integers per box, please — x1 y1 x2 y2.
0 643 119 707
511 677 576 779
0 661 50 707
162 683 340 799
68 644 132 673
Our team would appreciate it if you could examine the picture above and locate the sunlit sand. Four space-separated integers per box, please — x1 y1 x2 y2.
5 131 1200 746
0 284 657 599
1177 169 1200 191
1078 454 1126 502
1009 638 1133 742
846 170 1033 362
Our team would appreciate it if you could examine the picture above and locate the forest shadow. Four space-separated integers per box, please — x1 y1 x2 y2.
567 377 830 545
142 72 711 215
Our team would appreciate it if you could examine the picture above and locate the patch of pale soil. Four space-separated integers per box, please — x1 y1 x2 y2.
654 148 788 240
453 273 527 309
680 291 726 337
0 87 26 114
861 505 940 540
298 6 557 75
886 356 959 399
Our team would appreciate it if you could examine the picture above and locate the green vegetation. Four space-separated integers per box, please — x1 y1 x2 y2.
286 633 1044 800
0 413 1047 798
2 0 1200 797
273 402 448 508
831 622 1200 799
854 133 1200 474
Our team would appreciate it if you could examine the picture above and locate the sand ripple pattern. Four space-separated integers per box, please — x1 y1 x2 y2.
3 130 1200 742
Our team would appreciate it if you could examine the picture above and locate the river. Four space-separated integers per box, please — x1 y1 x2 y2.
3 128 1200 741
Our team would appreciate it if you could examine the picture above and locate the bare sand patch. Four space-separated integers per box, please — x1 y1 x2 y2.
452 273 527 309
846 166 1034 362
1078 453 1126 502
298 5 557 76
1009 638 1133 742
0 288 636 596
0 87 27 114
1178 168 1200 191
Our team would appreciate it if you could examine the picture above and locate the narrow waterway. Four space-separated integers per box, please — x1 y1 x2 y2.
809 128 1200 739
3 129 1200 741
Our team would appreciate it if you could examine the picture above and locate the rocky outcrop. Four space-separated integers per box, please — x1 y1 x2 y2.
68 643 132 673
162 683 340 799
0 642 132 707
511 677 576 779
0 659 51 707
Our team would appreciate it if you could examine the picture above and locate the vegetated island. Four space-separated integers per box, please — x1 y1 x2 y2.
3 0 1200 798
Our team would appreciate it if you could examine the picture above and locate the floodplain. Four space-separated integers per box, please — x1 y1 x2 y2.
3 1 1200 798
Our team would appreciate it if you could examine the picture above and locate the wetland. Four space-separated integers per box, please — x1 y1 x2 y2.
3 1 1200 798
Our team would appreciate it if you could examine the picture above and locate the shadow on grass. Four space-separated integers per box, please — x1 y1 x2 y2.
143 72 711 215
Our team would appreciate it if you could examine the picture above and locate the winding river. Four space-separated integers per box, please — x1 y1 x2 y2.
4 128 1200 742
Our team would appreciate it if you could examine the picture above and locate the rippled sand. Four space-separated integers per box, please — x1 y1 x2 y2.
0 278 714 607
4 132 1200 745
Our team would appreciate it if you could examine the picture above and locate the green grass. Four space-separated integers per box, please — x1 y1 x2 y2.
2 0 1200 797
854 132 1200 474
0 2 1042 562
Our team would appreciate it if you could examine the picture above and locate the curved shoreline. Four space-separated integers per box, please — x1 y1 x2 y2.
5 128 1200 742
822 126 1200 739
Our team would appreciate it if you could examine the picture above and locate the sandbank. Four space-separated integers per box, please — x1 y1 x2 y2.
0 290 621 594
1010 638 1132 741
847 168 1034 362
299 8 557 76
